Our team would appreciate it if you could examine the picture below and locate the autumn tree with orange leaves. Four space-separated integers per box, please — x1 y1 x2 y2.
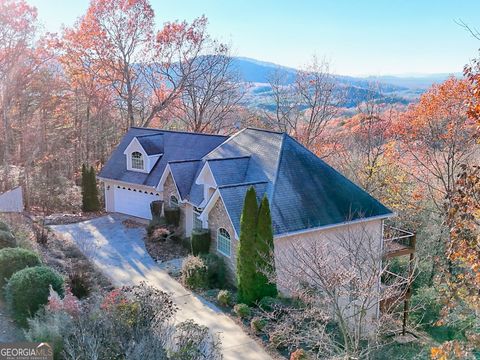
395 77 477 214
59 0 154 128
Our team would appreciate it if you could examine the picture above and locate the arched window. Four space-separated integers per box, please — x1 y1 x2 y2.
217 228 231 257
131 151 144 170
170 195 179 208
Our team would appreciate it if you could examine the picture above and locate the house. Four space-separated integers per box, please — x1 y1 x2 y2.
98 126 416 329
99 125 398 267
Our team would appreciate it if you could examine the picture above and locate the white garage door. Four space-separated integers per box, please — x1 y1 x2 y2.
113 185 160 220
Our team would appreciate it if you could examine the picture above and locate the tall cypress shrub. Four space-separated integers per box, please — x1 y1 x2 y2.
89 166 100 211
255 195 277 298
81 164 90 212
237 186 259 305
81 165 100 212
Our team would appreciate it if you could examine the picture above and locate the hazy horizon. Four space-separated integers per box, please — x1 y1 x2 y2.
28 0 480 76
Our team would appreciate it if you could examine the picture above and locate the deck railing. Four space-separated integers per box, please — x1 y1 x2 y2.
383 226 416 259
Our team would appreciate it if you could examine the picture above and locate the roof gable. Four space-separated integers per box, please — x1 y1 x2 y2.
168 160 202 200
99 127 228 188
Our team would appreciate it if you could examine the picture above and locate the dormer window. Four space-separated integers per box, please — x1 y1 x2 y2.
131 152 144 170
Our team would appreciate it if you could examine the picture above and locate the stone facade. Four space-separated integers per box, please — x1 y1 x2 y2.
207 197 238 284
163 173 186 237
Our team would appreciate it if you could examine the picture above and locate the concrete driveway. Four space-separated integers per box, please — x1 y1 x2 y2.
51 214 272 360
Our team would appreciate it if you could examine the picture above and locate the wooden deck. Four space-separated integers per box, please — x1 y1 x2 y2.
383 226 416 259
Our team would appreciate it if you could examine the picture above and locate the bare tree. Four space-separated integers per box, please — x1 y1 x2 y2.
270 221 414 358
140 16 212 128
265 57 341 149
336 84 397 194
166 46 246 134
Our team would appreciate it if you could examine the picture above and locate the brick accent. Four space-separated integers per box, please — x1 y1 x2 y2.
207 197 237 285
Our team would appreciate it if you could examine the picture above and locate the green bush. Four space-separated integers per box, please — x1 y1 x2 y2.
217 290 232 307
410 286 441 328
68 269 91 299
0 220 10 232
81 164 100 212
258 296 280 312
6 266 64 326
0 230 16 249
0 248 42 288
150 200 163 219
164 206 180 227
181 256 208 290
191 229 210 255
233 303 251 319
250 316 267 333
200 253 226 288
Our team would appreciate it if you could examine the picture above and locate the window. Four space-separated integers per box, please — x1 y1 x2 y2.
170 195 179 207
131 152 144 170
193 208 203 230
217 228 231 257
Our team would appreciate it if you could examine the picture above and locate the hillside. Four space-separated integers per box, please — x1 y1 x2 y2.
232 57 457 109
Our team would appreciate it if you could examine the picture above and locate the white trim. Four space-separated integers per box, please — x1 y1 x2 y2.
131 151 144 170
216 227 232 258
195 161 218 187
274 213 394 239
97 177 159 193
199 189 239 239
156 164 184 202
123 138 149 173
156 164 173 191
198 190 220 221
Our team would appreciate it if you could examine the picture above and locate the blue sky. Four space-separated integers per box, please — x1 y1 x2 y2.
29 0 480 76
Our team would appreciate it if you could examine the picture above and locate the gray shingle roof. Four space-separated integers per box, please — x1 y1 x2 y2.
100 127 392 236
168 160 201 200
218 181 269 235
137 134 164 155
98 127 228 188
207 156 251 186
270 135 392 234
207 128 392 236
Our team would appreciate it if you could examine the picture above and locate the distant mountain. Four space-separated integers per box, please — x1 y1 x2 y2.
232 57 458 109
364 73 462 89
232 57 297 84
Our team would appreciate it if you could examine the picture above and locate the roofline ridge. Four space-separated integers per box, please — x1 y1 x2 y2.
270 132 287 204
206 155 251 162
168 159 202 164
245 127 285 135
202 128 248 159
218 180 268 189
135 133 164 138
130 126 229 138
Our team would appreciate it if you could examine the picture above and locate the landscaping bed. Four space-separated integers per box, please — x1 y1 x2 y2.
144 232 189 263
1 213 112 295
